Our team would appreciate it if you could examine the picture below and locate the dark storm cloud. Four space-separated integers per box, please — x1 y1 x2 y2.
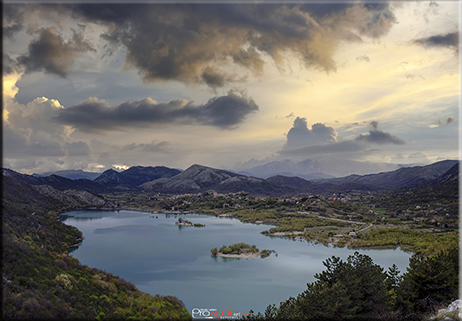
5 2 397 87
3 4 26 38
54 91 259 132
355 122 405 145
202 68 226 88
413 32 459 52
17 27 95 77
284 117 337 150
66 2 397 87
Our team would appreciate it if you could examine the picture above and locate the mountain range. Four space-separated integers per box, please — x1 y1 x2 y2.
2 159 458 196
94 166 181 186
32 158 403 182
315 159 458 189
235 158 400 179
32 169 102 180
2 175 115 217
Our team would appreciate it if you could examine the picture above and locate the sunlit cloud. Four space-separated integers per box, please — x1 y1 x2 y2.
2 1 459 173
112 164 129 171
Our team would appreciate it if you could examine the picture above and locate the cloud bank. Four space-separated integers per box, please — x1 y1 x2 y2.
3 96 84 159
4 2 398 87
54 91 259 132
281 119 406 158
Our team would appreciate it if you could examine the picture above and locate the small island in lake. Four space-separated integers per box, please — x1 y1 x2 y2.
175 217 205 227
211 242 276 258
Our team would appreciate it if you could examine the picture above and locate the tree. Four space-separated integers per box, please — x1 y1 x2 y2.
396 248 459 316
269 252 392 320
385 264 401 307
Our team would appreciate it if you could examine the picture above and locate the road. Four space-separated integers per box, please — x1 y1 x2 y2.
298 211 374 233
298 211 366 224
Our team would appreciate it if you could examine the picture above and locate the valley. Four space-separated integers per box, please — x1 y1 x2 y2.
104 186 457 256
2 159 459 320
4 2 459 319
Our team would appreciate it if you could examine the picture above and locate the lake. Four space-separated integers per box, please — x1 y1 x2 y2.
60 210 412 317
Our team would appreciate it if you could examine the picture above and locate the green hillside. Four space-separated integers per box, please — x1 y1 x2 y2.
2 176 191 320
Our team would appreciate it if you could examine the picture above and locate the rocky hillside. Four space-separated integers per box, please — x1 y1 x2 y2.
430 162 459 187
3 168 115 193
95 165 181 186
3 175 114 214
32 185 110 207
408 161 459 199
3 168 135 194
316 160 458 189
142 164 297 196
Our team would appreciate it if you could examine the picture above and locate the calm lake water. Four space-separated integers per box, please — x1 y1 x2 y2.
60 210 412 316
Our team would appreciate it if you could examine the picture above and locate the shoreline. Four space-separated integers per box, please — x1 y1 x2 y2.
73 206 195 214
68 242 82 248
267 231 304 237
63 208 419 253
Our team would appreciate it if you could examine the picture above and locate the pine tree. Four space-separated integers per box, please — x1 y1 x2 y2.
270 252 392 320
396 248 459 315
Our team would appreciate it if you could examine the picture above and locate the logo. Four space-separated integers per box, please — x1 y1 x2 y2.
192 308 250 320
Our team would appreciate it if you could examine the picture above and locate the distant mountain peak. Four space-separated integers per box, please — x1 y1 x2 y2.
186 164 211 171
235 157 399 179
95 165 181 186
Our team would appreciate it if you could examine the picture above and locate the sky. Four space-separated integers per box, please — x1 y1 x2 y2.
2 0 460 174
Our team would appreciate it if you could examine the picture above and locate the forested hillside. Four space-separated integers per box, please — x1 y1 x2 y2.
244 249 458 320
2 176 191 320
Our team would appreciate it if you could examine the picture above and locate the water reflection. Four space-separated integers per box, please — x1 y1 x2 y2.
61 210 412 315
60 215 104 222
